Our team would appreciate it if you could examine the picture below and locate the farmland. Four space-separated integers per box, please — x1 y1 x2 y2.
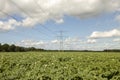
0 52 120 80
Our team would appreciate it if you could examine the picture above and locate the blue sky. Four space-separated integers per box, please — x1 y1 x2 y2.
0 0 120 50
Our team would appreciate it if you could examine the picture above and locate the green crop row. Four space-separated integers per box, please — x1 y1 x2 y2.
0 52 120 80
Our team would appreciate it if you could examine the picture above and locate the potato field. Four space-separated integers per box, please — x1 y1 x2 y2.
0 52 120 80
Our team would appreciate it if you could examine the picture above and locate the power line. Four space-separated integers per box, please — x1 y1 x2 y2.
32 27 54 38
33 0 53 19
9 0 55 35
0 11 18 20
0 11 51 40
33 0 46 14
33 0 57 35
0 1 56 40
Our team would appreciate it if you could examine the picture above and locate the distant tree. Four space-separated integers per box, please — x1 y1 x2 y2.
15 46 20 52
15 46 26 52
28 47 36 51
2 44 10 52
104 49 120 52
19 47 26 52
0 43 1 51
0 43 45 52
8 44 16 52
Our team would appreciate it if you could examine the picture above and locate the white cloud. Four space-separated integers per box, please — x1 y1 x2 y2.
21 17 39 27
51 39 59 44
0 19 21 32
65 37 81 42
113 38 120 42
89 29 120 39
0 17 40 32
87 39 96 44
55 18 64 24
115 15 120 22
17 40 45 48
51 37 82 45
15 37 120 50
0 0 119 30
0 0 5 11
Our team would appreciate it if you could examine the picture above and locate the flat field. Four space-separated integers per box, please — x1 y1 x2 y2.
0 52 120 80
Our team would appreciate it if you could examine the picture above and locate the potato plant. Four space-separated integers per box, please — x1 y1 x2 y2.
0 52 120 80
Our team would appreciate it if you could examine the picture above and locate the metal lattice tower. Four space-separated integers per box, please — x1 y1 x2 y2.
57 30 66 51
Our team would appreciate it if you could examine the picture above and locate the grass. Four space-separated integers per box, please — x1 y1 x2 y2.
0 52 120 80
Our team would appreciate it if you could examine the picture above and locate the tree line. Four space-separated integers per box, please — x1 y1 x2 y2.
104 49 120 52
0 43 44 52
0 43 120 52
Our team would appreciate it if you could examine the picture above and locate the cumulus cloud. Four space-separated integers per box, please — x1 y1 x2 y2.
115 15 120 22
51 37 82 45
65 37 81 43
0 0 5 11
87 39 96 44
55 18 64 24
0 0 120 30
51 40 59 44
89 29 120 39
113 38 120 42
21 40 45 46
0 19 21 32
15 37 120 50
21 17 39 27
0 17 39 32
